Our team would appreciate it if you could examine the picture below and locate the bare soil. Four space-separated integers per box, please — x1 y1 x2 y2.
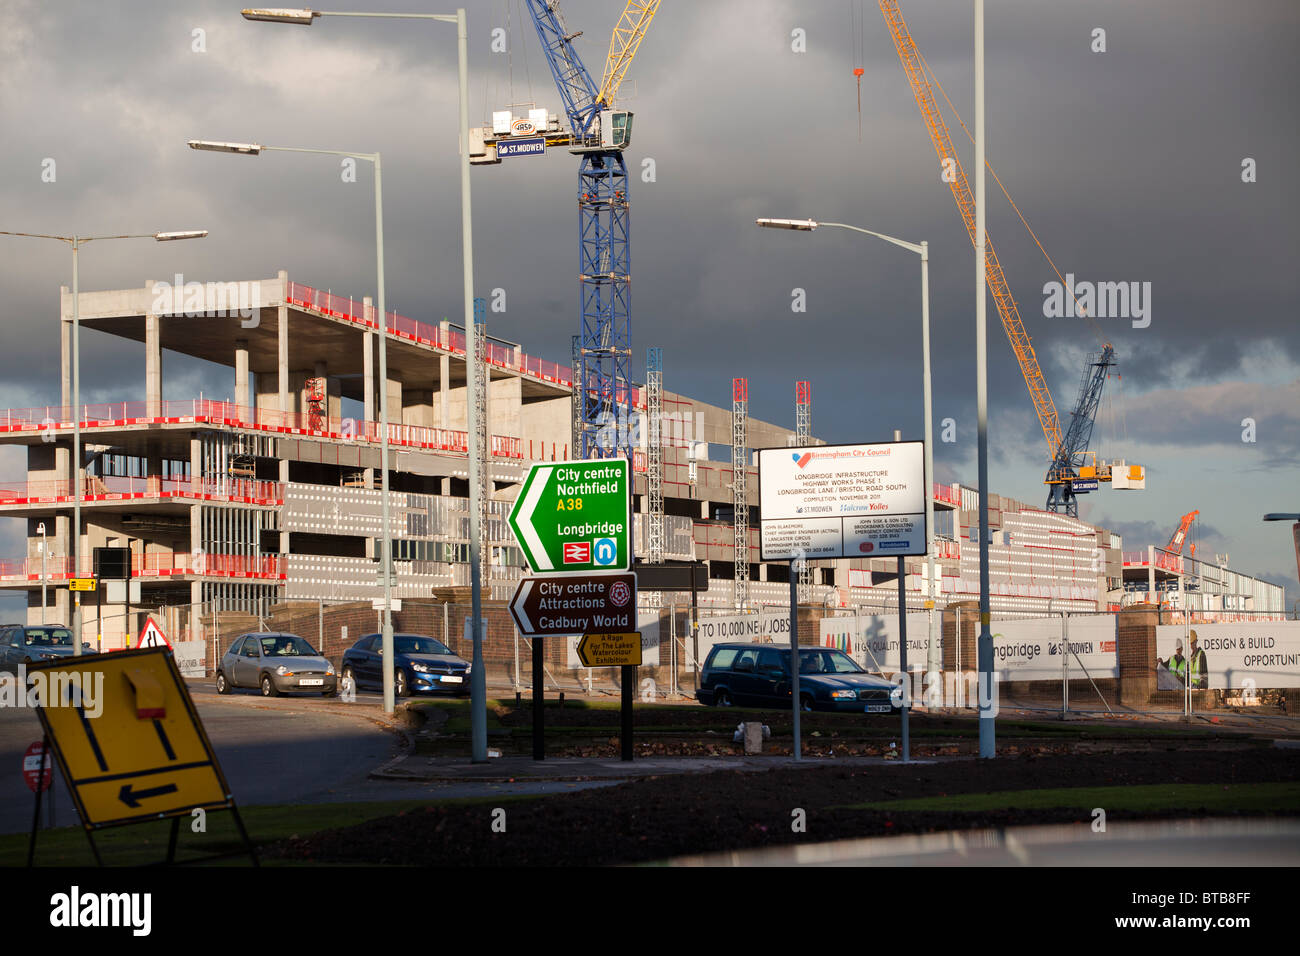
268 748 1300 866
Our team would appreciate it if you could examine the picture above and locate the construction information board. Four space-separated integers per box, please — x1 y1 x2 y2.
758 441 927 560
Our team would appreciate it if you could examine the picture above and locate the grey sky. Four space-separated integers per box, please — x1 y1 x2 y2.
0 0 1296 605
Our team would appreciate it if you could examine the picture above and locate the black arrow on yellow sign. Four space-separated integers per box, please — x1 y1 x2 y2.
118 782 179 808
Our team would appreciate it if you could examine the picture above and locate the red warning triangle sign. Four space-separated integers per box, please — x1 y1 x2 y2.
137 616 172 649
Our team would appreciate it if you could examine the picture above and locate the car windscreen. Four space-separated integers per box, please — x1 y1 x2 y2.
26 628 73 647
262 635 317 657
395 636 452 655
798 649 864 674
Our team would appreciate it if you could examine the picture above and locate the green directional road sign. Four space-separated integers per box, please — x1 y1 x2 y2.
508 458 631 574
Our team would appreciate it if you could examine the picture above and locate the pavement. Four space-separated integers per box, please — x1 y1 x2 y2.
375 752 955 783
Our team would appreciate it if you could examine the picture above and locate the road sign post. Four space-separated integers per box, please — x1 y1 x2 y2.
508 459 634 762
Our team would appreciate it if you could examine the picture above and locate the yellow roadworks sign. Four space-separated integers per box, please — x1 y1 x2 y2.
29 647 232 828
576 632 642 668
68 578 97 592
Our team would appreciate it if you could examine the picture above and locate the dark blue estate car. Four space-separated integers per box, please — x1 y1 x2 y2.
340 632 470 698
697 643 895 713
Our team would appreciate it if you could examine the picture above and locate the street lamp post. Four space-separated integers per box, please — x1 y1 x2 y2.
974 0 995 759
239 7 486 760
1 229 208 655
188 139 399 711
754 218 939 701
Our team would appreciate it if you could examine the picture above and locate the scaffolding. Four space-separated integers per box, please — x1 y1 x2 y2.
474 297 490 588
646 348 664 564
795 381 812 603
571 334 582 462
732 377 749 610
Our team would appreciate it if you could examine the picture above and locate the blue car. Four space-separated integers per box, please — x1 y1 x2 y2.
340 632 470 698
697 642 895 713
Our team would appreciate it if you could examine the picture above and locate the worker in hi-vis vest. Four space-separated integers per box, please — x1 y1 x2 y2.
1164 641 1187 685
1188 630 1209 689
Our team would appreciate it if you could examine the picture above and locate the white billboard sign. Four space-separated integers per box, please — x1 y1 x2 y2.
1156 622 1300 690
758 441 926 560
686 611 792 667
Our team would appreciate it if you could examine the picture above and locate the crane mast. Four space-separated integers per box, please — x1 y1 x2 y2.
520 0 660 458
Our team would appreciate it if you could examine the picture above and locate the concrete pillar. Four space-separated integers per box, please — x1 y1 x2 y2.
386 377 402 430
145 309 162 417
190 500 203 641
363 297 375 422
235 339 250 414
190 435 201 494
439 319 450 430
278 301 289 423
700 500 710 520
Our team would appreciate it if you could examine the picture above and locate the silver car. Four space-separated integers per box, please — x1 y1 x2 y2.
215 632 337 697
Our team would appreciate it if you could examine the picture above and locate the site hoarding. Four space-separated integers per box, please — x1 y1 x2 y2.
1155 622 1300 690
758 441 927 561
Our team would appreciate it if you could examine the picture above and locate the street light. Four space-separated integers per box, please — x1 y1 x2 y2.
755 217 939 699
188 138 403 713
240 5 488 762
0 228 207 655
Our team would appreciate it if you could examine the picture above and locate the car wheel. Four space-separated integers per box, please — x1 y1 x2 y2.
215 671 229 695
800 695 814 713
715 688 733 707
394 669 409 698
260 674 278 698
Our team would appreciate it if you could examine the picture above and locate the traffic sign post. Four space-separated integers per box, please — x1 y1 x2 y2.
26 647 257 866
508 459 631 574
510 572 637 636
508 458 636 762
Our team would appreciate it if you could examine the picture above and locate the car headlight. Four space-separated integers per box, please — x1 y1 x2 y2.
276 665 293 676
464 664 471 675
830 690 857 699
326 664 335 675
411 663 430 673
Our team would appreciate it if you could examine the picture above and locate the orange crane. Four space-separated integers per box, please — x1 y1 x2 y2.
879 0 1060 462
1166 510 1199 555
878 1 1146 516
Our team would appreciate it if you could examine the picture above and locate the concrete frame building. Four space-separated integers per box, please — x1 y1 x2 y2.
0 272 1280 650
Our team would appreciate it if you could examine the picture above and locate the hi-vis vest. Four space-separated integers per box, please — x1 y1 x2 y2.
1170 656 1186 677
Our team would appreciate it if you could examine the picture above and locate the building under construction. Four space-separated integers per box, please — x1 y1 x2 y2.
0 273 1283 649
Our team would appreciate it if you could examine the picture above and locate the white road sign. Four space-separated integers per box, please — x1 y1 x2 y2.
758 441 927 560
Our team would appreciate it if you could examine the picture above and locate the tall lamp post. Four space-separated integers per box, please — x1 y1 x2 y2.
240 7 486 758
188 139 400 712
754 218 939 696
973 0 995 759
1 229 208 655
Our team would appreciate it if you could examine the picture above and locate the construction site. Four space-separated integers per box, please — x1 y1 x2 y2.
0 0 1285 680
